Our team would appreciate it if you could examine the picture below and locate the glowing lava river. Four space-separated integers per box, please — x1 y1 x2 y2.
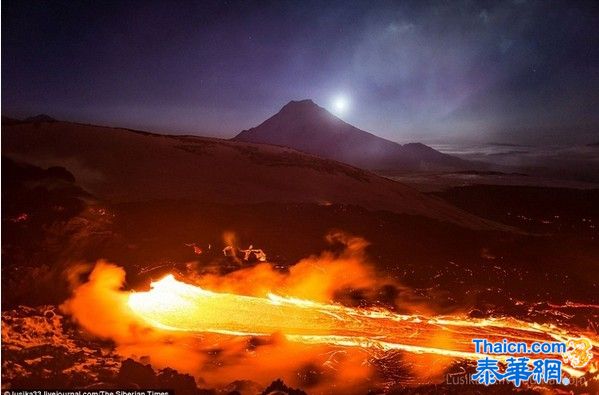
127 274 598 378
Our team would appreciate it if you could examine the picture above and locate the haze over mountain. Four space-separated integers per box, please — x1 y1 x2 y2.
234 100 472 172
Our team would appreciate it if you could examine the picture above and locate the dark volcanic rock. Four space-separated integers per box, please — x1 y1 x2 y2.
1 305 121 389
262 379 307 395
1 306 209 394
117 359 158 387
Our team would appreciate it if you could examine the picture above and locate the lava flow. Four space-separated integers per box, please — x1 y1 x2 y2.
128 274 598 378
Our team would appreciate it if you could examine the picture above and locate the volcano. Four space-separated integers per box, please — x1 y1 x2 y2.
234 99 471 172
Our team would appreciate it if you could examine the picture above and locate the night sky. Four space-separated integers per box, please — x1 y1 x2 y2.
2 1 598 144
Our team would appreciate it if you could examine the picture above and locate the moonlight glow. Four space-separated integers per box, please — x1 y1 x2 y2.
332 95 349 115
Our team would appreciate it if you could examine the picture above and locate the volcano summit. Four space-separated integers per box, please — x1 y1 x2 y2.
234 100 471 172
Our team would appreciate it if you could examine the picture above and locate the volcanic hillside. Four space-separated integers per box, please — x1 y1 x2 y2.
2 118 500 230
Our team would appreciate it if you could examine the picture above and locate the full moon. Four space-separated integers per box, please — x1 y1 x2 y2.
332 95 349 115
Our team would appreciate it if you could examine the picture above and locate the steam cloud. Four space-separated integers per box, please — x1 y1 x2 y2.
60 232 448 392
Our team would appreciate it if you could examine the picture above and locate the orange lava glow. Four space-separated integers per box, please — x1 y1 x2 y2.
128 274 598 378
62 232 598 392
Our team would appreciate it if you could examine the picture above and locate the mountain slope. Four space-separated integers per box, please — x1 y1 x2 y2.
2 119 505 230
234 100 470 171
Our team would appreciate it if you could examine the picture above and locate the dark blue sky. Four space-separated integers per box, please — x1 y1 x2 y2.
3 0 598 144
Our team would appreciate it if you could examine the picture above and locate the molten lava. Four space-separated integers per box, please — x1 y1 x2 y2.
128 274 598 378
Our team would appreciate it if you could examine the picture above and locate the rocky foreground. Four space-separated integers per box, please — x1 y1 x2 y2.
1 306 306 395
